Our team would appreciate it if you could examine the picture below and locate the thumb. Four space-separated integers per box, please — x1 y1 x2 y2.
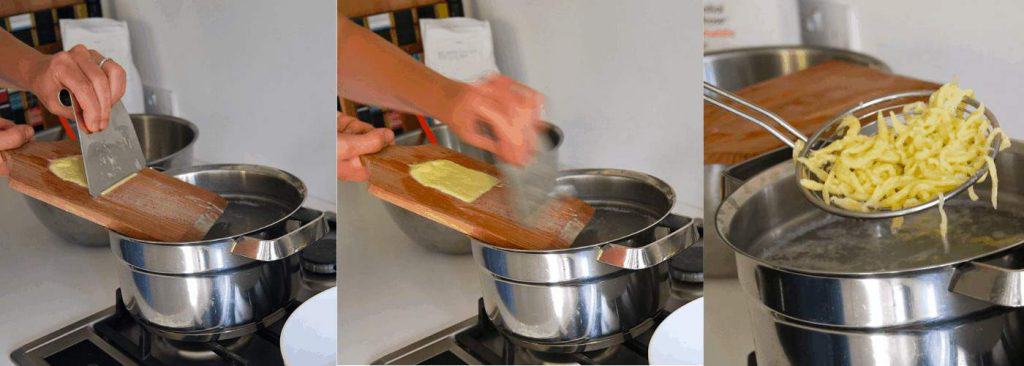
0 125 33 151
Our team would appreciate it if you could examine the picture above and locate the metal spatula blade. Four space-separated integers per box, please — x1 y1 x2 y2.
498 133 556 222
71 98 146 197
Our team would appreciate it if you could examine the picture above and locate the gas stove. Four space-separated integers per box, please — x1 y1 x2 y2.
11 212 337 366
375 283 702 365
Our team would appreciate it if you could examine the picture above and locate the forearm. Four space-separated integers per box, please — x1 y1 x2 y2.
0 30 47 91
338 17 464 120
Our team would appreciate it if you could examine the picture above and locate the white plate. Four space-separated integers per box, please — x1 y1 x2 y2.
281 286 337 366
649 297 704 365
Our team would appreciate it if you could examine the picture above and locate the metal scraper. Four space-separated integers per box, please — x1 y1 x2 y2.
497 131 557 222
62 90 146 197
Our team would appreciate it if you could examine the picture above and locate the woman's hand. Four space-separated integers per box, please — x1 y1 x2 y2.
338 113 394 181
0 118 34 176
25 44 127 133
441 74 544 166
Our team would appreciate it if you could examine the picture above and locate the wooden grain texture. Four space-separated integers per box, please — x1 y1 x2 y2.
3 140 227 242
705 60 941 165
339 0 444 18
362 144 594 250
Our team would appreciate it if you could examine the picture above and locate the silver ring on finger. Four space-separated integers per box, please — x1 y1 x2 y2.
98 57 111 68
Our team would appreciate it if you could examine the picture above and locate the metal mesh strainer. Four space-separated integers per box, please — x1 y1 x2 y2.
704 82 1003 219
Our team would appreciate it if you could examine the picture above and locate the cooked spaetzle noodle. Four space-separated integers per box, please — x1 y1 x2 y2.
796 82 1010 238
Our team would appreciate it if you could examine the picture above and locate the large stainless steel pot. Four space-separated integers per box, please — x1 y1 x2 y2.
472 169 701 352
747 300 1024 365
24 114 198 246
383 123 562 254
718 141 1024 365
110 164 329 341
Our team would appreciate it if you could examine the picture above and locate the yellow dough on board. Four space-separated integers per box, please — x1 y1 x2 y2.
410 159 499 203
49 155 88 188
47 154 138 195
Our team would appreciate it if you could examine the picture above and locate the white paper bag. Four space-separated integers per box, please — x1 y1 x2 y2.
59 18 145 113
420 17 499 83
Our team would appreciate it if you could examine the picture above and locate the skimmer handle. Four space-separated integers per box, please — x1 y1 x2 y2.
703 81 808 147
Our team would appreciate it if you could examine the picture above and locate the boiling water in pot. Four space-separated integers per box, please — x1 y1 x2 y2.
750 192 1024 273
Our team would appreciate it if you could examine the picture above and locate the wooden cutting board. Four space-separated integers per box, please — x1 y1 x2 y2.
362 144 595 250
705 60 941 165
3 140 228 242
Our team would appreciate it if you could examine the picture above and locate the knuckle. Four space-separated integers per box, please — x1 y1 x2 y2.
54 52 73 63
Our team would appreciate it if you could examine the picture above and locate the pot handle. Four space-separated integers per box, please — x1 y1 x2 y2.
949 258 1024 307
596 213 701 270
231 207 329 262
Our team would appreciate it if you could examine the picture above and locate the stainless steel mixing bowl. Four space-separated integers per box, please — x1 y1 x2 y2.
23 114 199 246
382 123 563 254
703 45 889 91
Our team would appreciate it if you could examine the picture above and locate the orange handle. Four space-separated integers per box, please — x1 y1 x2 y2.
58 116 77 141
416 115 438 145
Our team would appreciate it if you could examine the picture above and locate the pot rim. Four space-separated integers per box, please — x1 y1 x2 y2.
716 157 1024 278
473 168 677 254
703 44 891 73
114 163 307 245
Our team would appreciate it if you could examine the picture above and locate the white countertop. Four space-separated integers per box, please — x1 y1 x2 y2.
704 214 756 365
338 181 483 364
0 179 121 366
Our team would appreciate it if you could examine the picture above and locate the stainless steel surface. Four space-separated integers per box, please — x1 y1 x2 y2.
949 253 1024 307
383 123 563 254
498 129 557 222
231 207 328 262
117 257 299 341
73 100 147 196
703 45 890 91
597 213 698 270
795 90 1003 219
479 267 669 351
717 138 1024 329
472 169 700 350
669 218 703 274
702 47 890 363
474 169 690 283
130 114 199 171
701 44 890 276
109 165 327 340
10 282 331 365
23 114 198 246
375 294 699 365
747 303 1024 366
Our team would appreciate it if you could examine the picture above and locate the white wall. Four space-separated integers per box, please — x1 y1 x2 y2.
105 1 336 210
469 0 704 216
817 0 1024 139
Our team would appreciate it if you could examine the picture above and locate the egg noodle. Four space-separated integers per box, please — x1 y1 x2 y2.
794 82 1011 239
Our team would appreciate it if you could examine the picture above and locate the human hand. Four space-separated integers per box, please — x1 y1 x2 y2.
26 44 127 133
441 74 543 166
338 113 394 181
0 118 34 176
